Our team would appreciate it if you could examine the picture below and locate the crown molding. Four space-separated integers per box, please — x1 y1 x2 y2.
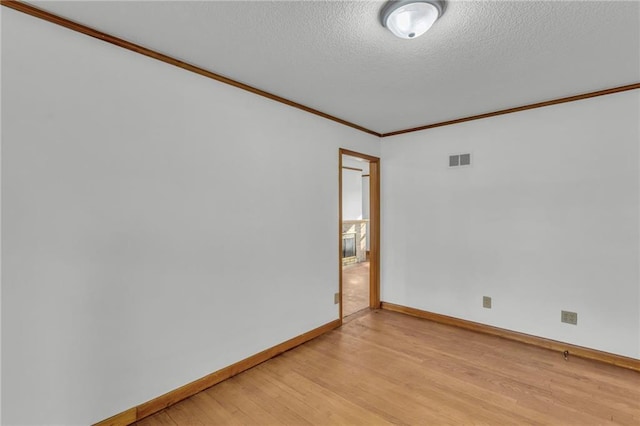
0 0 382 138
3 1 638 139
381 83 640 137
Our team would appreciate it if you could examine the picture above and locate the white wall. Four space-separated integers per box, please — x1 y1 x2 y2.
342 168 362 220
342 164 363 220
381 90 640 359
342 157 370 250
0 9 379 425
3 8 638 426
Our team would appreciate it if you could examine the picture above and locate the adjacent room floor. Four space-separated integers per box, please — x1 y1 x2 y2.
342 261 369 317
136 310 640 425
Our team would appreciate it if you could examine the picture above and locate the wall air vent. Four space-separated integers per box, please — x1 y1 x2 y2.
449 153 472 168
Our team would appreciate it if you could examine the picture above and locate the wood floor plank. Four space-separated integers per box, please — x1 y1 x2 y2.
188 392 246 426
342 261 369 317
255 357 392 425
204 380 282 425
135 310 640 425
231 370 312 425
135 410 176 426
163 398 210 426
296 337 542 424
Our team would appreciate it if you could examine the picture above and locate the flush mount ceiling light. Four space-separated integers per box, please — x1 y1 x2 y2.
380 0 445 39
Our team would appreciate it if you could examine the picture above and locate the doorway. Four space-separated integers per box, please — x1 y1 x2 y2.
339 149 380 320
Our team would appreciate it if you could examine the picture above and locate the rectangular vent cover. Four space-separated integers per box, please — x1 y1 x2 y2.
449 153 471 168
483 296 492 309
561 310 578 325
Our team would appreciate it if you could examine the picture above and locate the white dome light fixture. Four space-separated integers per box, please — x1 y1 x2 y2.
380 0 445 40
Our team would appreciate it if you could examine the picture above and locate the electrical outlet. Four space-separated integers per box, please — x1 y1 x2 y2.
561 310 578 325
483 296 492 309
334 293 339 304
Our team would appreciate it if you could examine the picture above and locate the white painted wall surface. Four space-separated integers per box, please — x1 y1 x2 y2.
342 167 363 220
381 90 640 359
342 157 365 222
1 9 379 425
342 157 370 250
342 157 369 175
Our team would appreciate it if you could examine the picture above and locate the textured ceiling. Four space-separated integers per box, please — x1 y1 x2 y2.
27 0 640 134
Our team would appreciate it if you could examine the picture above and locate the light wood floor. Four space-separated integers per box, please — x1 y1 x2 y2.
136 310 640 425
342 261 369 317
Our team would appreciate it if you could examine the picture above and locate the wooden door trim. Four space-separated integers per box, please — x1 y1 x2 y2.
342 166 363 172
368 159 381 309
339 149 381 321
338 153 344 322
340 149 380 162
